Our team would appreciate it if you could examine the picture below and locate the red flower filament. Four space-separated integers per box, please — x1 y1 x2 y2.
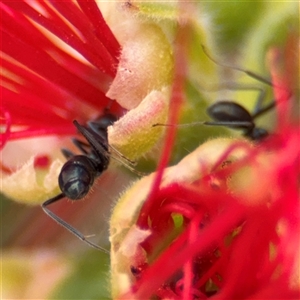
0 0 122 150
118 39 299 299
122 125 299 300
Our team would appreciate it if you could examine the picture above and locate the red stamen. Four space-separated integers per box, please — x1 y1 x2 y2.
1 57 109 123
0 108 11 149
1 0 123 145
120 35 299 297
127 129 299 299
2 32 109 103
77 0 121 59
182 214 201 300
3 0 119 76
34 155 51 169
137 25 188 229
126 203 246 299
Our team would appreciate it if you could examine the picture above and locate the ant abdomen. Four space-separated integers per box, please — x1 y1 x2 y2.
207 101 272 140
207 101 253 129
58 155 98 200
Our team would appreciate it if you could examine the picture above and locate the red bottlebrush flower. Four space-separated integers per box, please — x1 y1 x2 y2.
1 1 172 204
1 0 122 150
1 2 298 298
110 34 299 299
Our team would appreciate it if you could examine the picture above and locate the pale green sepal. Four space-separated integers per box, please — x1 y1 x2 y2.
108 88 169 161
1 157 63 205
106 23 173 110
109 138 252 298
125 1 180 21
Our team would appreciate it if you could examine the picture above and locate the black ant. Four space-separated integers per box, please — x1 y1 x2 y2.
41 112 137 252
201 45 279 141
154 100 275 141
204 99 275 140
154 46 281 141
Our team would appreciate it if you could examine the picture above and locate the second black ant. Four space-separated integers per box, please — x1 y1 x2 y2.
205 99 275 141
154 46 281 141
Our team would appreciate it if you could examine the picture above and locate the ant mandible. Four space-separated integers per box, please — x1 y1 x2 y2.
42 112 119 252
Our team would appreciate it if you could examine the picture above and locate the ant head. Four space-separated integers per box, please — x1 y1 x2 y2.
246 127 269 141
58 155 97 200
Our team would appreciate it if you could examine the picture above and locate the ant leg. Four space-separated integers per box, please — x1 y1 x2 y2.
88 120 145 171
111 155 149 176
90 121 139 167
73 120 108 155
201 45 279 116
42 195 110 253
201 45 273 86
110 154 148 176
216 82 267 116
61 148 75 159
109 144 137 166
61 139 91 159
72 138 91 155
252 100 276 120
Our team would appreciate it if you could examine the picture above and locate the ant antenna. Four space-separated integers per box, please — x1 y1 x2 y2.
42 110 143 251
153 99 271 141
42 194 110 253
201 45 273 86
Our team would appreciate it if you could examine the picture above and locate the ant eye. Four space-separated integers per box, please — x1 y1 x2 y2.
58 156 95 200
